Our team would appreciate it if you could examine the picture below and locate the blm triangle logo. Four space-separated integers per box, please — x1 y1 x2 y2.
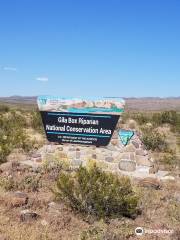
119 129 134 146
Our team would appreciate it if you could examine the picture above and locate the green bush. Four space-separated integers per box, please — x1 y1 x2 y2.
0 176 15 191
151 111 179 126
159 152 179 169
0 105 9 112
141 128 168 151
123 111 180 134
133 113 150 125
0 110 32 163
55 165 139 219
30 110 43 132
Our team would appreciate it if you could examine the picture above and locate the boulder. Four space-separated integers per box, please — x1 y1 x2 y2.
120 153 130 160
138 177 161 189
105 156 114 162
8 191 28 207
111 139 119 146
119 160 136 172
136 156 153 167
0 162 12 172
160 176 175 181
174 192 180 202
31 153 41 158
132 141 139 149
20 209 39 222
91 154 97 159
124 144 136 152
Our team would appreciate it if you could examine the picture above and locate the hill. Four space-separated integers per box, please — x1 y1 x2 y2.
0 96 180 111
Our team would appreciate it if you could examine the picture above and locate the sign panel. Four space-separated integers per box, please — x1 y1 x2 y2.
37 96 125 146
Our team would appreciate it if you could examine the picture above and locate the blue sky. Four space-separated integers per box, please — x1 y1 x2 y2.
0 0 180 97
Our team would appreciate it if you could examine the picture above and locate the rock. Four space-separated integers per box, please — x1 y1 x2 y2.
57 146 63 151
111 139 119 146
124 144 136 152
106 145 116 151
31 153 41 158
149 164 159 174
8 191 28 207
91 154 97 159
105 156 114 162
119 160 136 172
132 141 139 149
138 177 161 189
35 157 42 163
112 131 119 139
71 159 82 167
20 209 39 222
135 149 147 156
75 151 81 159
174 192 180 202
120 153 130 159
160 176 175 181
0 162 12 172
68 147 76 151
136 156 153 167
129 153 135 161
20 160 41 172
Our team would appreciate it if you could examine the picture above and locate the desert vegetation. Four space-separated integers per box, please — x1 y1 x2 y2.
123 110 180 170
0 106 43 163
0 103 179 239
55 165 139 219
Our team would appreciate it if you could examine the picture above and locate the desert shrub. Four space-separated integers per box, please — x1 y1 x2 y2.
167 201 180 223
0 176 15 191
133 113 150 125
141 128 168 151
0 111 33 163
43 153 70 172
30 110 43 132
55 165 139 219
159 151 178 169
0 104 9 112
160 111 178 125
19 175 42 192
80 223 133 240
123 111 180 133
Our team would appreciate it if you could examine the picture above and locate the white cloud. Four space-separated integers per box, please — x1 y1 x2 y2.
36 76 49 82
3 66 17 72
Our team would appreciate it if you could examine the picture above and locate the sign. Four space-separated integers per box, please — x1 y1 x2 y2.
37 96 125 146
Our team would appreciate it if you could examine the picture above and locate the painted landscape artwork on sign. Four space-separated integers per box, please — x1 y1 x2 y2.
37 96 125 146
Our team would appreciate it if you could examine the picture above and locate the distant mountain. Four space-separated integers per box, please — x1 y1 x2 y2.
0 96 180 111
0 96 37 104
